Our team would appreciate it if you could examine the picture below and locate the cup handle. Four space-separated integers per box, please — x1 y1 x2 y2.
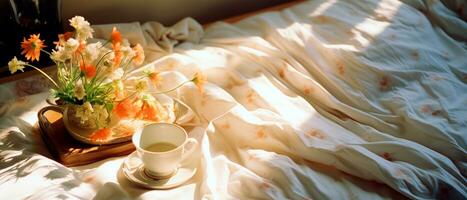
181 138 198 161
46 97 57 106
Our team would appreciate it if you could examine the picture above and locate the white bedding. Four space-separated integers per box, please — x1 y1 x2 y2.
1 0 466 199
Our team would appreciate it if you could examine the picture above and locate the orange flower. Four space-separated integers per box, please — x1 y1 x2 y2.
80 62 96 78
132 43 144 65
192 72 207 94
114 98 136 119
111 27 122 67
90 128 111 142
76 40 86 54
21 34 46 61
53 32 74 48
136 100 159 121
112 42 122 67
111 27 122 45
148 72 162 86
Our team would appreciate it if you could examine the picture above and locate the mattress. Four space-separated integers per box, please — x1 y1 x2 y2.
0 0 466 199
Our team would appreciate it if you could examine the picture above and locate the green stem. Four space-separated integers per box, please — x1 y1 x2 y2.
121 57 135 79
115 90 138 103
26 64 59 88
100 40 110 48
117 79 192 103
40 49 52 57
78 52 88 85
95 51 113 68
133 79 192 94
79 52 86 66
151 80 191 94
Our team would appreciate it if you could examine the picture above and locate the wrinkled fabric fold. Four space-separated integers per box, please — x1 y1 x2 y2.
1 0 466 199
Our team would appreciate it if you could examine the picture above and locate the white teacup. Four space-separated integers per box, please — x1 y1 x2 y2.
132 123 198 179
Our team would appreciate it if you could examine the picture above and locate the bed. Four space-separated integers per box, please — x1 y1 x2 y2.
0 0 466 199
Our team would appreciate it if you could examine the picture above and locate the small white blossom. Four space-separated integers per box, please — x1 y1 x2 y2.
78 26 94 40
120 45 135 59
65 38 79 52
58 66 69 78
75 102 94 124
69 16 94 40
69 16 88 29
114 79 124 91
109 79 124 99
74 80 86 100
84 42 102 62
50 46 68 62
83 101 93 111
8 57 27 74
135 79 148 92
110 68 124 80
94 104 109 128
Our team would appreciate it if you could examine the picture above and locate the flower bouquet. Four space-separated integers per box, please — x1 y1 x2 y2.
8 16 204 145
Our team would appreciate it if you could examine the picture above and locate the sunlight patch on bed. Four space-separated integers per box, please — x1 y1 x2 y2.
249 75 320 129
13 93 50 126
351 0 401 48
181 47 228 70
311 0 337 16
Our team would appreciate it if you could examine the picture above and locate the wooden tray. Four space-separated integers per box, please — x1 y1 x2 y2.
37 106 135 167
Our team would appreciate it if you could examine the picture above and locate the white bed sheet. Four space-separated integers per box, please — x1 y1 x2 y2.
1 0 466 199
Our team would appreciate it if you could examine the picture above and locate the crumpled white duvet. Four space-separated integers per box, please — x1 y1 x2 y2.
1 0 466 199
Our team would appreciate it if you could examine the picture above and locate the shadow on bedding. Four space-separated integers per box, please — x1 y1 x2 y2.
0 118 90 199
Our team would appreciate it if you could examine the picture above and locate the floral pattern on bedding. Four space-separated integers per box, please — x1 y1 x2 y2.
0 0 466 199
0 73 51 103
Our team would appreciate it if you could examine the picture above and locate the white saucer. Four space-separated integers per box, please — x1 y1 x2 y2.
121 152 197 189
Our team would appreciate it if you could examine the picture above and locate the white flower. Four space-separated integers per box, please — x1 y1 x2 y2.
84 42 102 62
110 68 124 80
110 79 124 99
141 93 156 102
8 57 27 74
69 16 94 40
52 39 79 61
69 16 88 29
74 80 86 100
114 79 124 91
135 79 148 92
75 102 94 124
65 38 79 52
120 45 135 59
50 46 68 62
78 26 94 40
58 66 69 77
93 104 109 128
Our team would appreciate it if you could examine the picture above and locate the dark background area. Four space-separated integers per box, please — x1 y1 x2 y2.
1 0 61 78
